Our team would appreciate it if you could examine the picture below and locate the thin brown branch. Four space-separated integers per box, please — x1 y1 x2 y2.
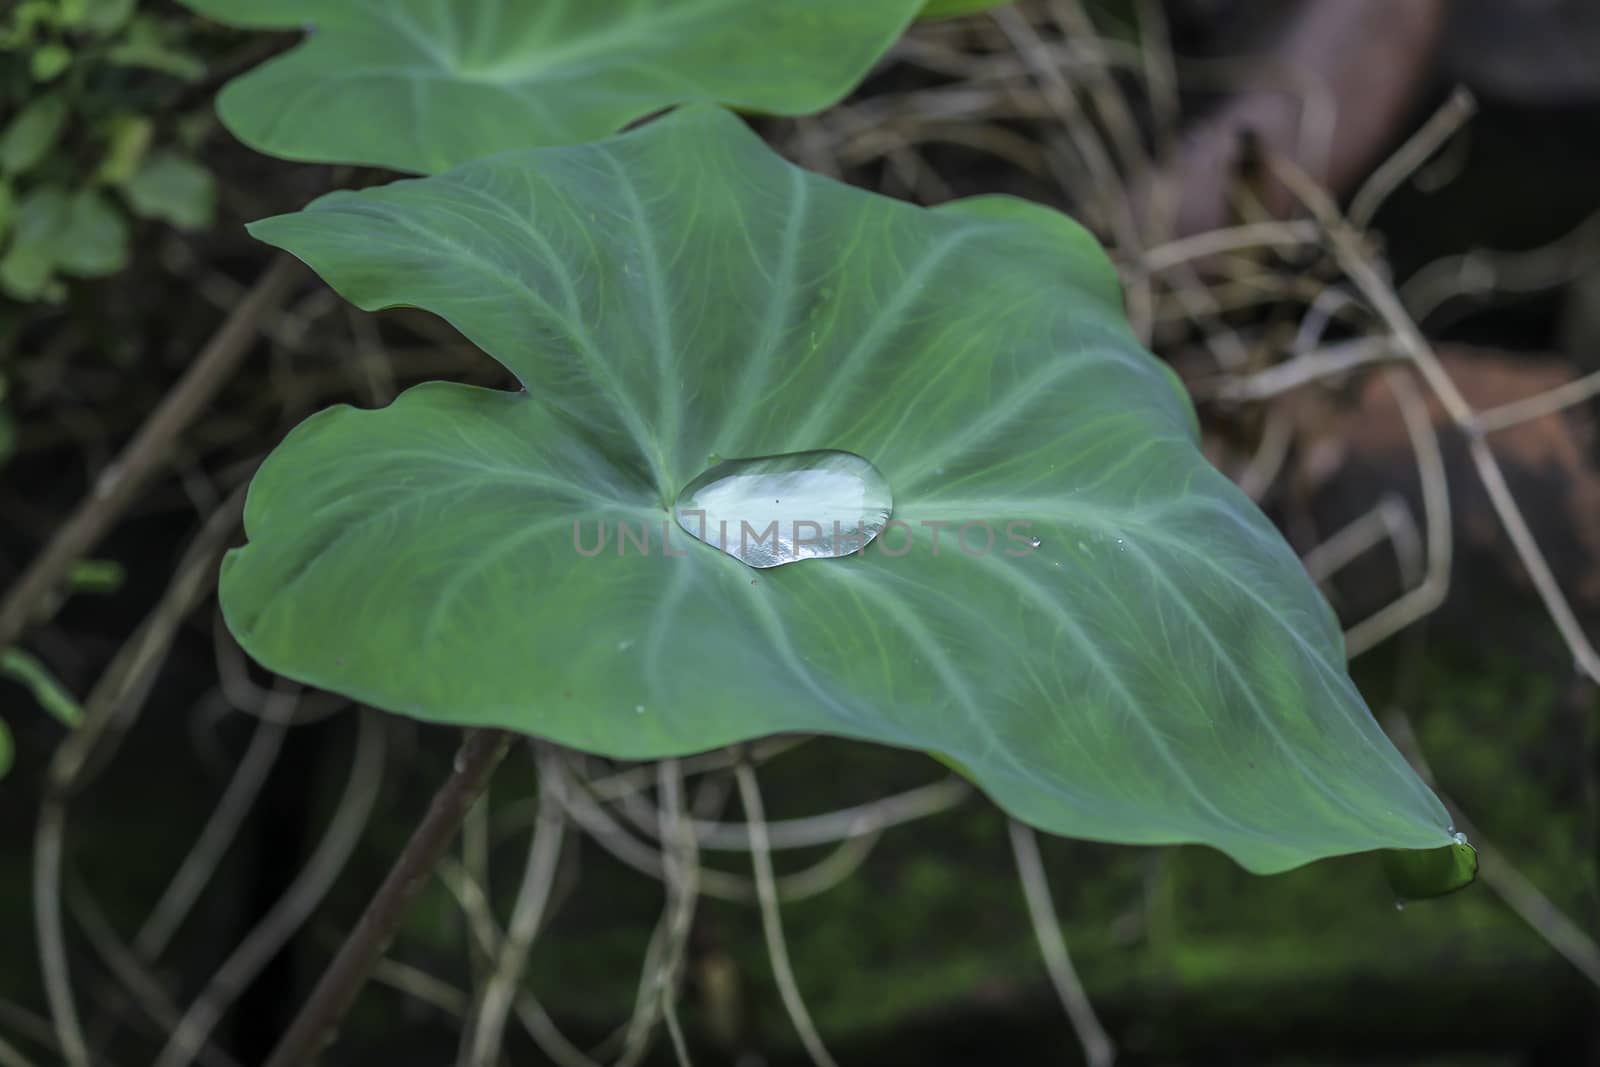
1348 88 1476 229
1200 337 1400 402
1007 820 1114 1067
1340 369 1453 658
261 727 512 1067
465 745 566 1067
156 709 386 1067
1140 221 1322 274
1474 366 1600 435
734 759 838 1067
1402 206 1600 324
618 775 970 851
135 688 295 960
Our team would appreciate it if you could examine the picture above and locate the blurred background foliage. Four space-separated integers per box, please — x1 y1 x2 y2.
0 0 226 475
0 0 218 303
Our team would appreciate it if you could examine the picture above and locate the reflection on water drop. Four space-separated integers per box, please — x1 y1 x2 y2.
1394 899 1406 912
673 450 893 569
1028 536 1042 549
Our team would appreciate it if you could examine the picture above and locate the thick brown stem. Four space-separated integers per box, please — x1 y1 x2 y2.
262 727 514 1067
1163 0 1446 236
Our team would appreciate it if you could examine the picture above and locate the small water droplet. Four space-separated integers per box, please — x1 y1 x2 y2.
674 450 893 569
1028 536 1042 549
1452 831 1469 846
617 639 634 651
1394 899 1406 912
634 704 646 714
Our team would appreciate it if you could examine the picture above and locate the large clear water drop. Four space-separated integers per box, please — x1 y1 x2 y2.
673 450 892 569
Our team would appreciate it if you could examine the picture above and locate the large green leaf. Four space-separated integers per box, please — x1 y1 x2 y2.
225 106 1458 875
179 0 925 173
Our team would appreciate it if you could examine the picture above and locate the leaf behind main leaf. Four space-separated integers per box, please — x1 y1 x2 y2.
181 0 927 172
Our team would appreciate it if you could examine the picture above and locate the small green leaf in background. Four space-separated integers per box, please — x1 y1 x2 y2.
0 717 13 780
0 184 70 300
1384 834 1480 899
96 114 155 184
0 244 57 300
920 0 1011 19
67 558 126 594
122 151 215 229
31 42 74 82
181 0 930 172
224 106 1460 877
0 647 84 729
0 93 69 176
81 0 138 35
10 1 57 39
54 188 130 277
107 15 205 80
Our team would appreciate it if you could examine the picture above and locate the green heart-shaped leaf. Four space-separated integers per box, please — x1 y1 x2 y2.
225 106 1456 874
179 0 927 172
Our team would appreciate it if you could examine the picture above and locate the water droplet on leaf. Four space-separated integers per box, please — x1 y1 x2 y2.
674 450 892 569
